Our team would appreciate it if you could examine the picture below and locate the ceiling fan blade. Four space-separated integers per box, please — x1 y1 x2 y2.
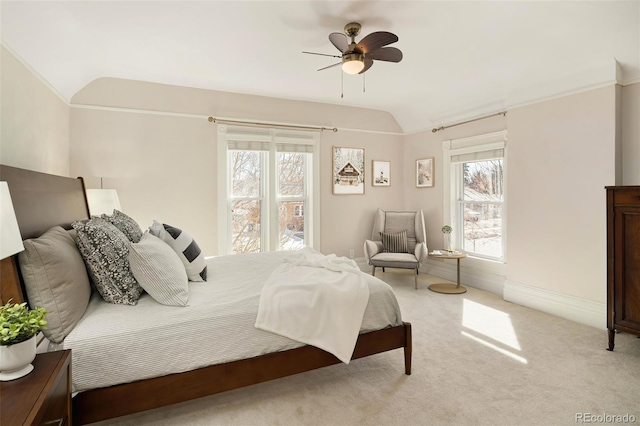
356 31 399 54
358 58 374 74
302 51 341 58
318 62 341 72
329 32 349 53
367 47 403 63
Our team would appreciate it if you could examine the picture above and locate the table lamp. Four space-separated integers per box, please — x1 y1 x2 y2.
0 181 25 304
85 189 122 216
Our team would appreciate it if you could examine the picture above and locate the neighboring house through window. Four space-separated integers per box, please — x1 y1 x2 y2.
443 131 507 262
217 125 320 254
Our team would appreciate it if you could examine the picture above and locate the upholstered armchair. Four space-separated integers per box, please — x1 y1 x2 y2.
364 209 428 289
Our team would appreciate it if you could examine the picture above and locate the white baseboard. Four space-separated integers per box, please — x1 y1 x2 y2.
504 280 606 330
422 258 504 295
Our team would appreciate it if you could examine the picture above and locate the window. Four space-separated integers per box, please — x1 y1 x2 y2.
218 125 320 255
443 131 506 262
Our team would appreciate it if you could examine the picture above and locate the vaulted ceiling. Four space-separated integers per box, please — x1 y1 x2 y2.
2 1 639 133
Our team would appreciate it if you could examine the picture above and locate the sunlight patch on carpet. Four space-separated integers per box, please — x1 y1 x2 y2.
461 331 528 364
462 298 521 350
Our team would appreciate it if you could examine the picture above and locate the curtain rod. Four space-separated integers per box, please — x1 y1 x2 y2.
431 111 507 133
208 116 338 133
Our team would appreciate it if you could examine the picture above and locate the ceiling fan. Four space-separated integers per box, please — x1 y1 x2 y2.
303 22 403 75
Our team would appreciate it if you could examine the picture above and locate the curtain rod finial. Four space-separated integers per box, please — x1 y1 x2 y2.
208 116 214 122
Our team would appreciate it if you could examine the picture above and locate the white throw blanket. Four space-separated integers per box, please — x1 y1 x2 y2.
255 248 370 364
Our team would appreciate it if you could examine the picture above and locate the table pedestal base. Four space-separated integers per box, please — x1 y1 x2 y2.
428 283 467 294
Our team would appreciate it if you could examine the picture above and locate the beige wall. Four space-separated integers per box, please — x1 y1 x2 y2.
506 86 617 303
0 45 70 175
70 78 403 257
622 82 640 184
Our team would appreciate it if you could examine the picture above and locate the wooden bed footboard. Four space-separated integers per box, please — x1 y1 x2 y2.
73 322 412 425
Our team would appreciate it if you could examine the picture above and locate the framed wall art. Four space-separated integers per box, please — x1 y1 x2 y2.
372 160 390 187
332 146 365 195
416 157 434 188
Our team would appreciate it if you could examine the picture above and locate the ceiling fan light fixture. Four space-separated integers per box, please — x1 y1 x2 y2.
342 54 364 75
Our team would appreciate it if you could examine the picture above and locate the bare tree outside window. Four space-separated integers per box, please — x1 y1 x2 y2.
278 152 307 251
230 151 262 254
230 150 309 254
461 159 504 259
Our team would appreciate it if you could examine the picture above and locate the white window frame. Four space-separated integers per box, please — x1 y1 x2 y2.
217 124 320 255
443 130 507 264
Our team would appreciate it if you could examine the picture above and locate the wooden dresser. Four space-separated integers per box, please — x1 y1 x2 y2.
606 186 640 351
1 350 71 425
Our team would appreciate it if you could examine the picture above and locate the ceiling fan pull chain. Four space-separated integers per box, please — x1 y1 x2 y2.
363 72 366 93
341 71 344 99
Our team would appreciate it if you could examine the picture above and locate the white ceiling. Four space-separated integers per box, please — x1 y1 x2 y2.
2 1 639 133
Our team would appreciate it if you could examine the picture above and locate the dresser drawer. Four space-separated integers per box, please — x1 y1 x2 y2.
614 189 640 205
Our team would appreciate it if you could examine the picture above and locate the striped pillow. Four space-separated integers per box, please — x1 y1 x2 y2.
149 220 208 282
380 230 409 253
129 232 189 306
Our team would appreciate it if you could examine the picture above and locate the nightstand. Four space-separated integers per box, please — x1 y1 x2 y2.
1 350 71 425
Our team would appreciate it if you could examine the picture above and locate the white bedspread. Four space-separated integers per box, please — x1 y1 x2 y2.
52 250 403 392
255 248 369 364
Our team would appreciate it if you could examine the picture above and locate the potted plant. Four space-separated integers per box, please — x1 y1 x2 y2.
442 225 453 252
0 301 47 381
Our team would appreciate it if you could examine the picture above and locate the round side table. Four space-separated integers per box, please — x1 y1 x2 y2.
427 252 467 294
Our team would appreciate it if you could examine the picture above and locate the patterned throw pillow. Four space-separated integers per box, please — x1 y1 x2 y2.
72 217 143 305
379 230 409 253
102 209 143 243
149 220 207 282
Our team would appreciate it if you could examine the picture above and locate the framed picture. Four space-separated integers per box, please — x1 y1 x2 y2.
372 160 390 187
332 146 365 195
416 157 434 188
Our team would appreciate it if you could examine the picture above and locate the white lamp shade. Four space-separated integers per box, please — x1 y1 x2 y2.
86 189 122 216
0 182 25 259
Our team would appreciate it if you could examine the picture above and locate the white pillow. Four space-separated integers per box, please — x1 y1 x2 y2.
129 232 189 306
148 220 207 282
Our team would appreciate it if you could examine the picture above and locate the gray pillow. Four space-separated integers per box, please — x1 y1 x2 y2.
72 217 143 305
149 220 207 282
379 230 409 253
18 226 92 343
102 209 143 243
129 232 189 306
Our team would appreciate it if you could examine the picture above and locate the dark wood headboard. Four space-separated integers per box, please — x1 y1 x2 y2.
0 165 90 304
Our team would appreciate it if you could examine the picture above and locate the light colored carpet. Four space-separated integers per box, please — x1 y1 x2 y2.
93 271 640 426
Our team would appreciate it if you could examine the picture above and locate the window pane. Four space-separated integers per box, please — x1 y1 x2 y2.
462 203 502 258
231 151 261 197
279 201 305 251
231 199 261 254
278 152 305 196
463 160 503 202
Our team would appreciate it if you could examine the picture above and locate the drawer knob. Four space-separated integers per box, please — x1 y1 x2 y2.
637 196 640 200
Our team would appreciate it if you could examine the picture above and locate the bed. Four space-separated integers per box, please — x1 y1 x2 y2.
0 165 412 425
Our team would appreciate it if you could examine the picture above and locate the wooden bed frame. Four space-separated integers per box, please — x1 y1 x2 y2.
0 165 412 425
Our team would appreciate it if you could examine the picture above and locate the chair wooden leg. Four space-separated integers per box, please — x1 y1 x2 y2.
372 266 376 276
414 269 418 290
382 267 385 272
